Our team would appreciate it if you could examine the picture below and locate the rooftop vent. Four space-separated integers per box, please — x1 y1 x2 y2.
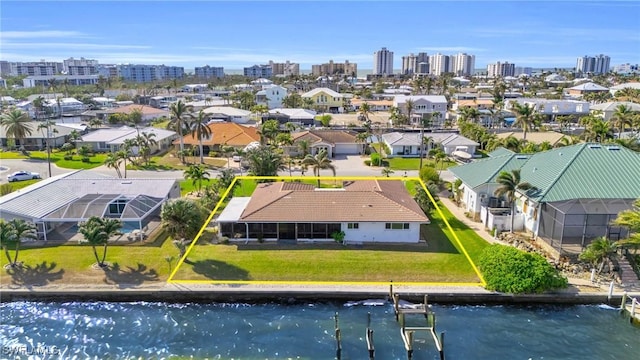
588 144 602 149
606 146 620 150
515 155 529 159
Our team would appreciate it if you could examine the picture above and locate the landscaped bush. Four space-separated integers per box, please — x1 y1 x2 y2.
81 156 91 162
364 160 371 166
478 244 568 294
63 155 73 160
419 166 440 184
370 153 381 166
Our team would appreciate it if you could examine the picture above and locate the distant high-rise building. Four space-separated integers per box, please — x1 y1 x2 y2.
244 64 272 78
63 57 99 75
487 61 515 77
612 63 639 74
429 53 450 76
451 53 475 76
5 60 63 76
373 47 394 75
268 60 300 76
195 65 225 79
97 64 118 78
401 52 429 75
576 54 610 75
117 64 184 82
311 60 357 76
0 61 12 76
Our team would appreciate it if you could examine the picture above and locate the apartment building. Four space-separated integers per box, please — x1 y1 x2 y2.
244 65 272 78
2 61 63 76
268 60 300 76
195 65 225 79
63 57 98 75
117 64 185 82
576 54 611 75
429 53 451 76
373 47 394 75
22 75 99 88
451 53 475 77
514 67 533 76
401 53 429 75
97 64 118 78
487 61 516 77
311 60 357 76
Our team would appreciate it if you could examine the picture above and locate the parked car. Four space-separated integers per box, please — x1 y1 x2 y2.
7 171 41 182
232 155 242 162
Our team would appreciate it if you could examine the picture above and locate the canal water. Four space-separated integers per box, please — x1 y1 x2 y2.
1 301 638 359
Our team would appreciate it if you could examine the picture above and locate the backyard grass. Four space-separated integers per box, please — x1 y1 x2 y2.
151 151 227 170
3 179 42 192
386 157 457 171
0 238 177 286
171 197 489 283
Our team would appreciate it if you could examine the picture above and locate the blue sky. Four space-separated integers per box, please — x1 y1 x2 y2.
1 0 639 70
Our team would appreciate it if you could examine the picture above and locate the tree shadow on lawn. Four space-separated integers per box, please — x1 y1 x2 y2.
235 239 460 254
102 263 159 289
5 261 65 287
190 259 250 280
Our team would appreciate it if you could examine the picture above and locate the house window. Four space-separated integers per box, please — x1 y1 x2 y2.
347 223 359 229
385 223 410 230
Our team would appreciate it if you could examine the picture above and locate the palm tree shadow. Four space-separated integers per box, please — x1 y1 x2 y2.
6 261 65 287
103 263 159 289
190 259 250 280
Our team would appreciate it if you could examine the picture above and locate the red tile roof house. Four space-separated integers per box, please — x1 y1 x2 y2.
216 180 430 243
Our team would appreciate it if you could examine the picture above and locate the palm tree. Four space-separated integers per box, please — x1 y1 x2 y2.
613 198 640 249
381 167 394 177
510 102 537 141
358 102 372 125
258 119 280 146
105 152 123 178
136 132 157 166
583 118 612 143
32 96 45 120
117 140 135 178
302 149 336 187
161 198 205 258
0 219 36 267
405 99 415 126
37 121 57 177
245 145 286 176
612 104 634 139
1 109 33 149
168 100 193 163
78 216 122 268
579 237 619 273
47 78 58 95
184 164 210 196
355 132 369 155
188 110 212 164
494 169 536 233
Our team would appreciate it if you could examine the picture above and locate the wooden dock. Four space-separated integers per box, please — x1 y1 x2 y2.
390 285 445 360
620 293 640 325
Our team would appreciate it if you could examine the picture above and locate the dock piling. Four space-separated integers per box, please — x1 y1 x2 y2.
335 312 341 360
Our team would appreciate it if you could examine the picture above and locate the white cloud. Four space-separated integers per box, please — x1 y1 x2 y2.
2 42 152 50
0 30 88 39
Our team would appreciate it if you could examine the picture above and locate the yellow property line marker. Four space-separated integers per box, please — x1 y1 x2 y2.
168 176 486 287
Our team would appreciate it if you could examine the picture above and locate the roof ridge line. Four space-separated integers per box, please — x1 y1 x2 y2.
372 187 427 220
240 184 292 218
533 143 586 201
487 154 518 184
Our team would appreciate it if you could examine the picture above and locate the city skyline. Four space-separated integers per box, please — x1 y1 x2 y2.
1 1 639 70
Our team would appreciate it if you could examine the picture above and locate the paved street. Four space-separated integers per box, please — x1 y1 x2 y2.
1 156 454 183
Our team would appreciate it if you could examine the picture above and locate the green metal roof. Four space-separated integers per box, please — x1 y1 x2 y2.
451 143 640 203
520 143 640 202
449 154 531 189
487 147 515 158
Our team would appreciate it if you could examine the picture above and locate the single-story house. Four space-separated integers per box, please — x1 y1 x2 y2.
202 106 252 124
0 170 180 241
0 121 76 150
450 143 640 253
287 130 360 157
103 104 170 122
351 98 393 112
609 82 640 96
78 126 177 154
216 180 430 243
590 101 640 121
149 96 177 109
567 82 609 97
175 122 260 154
264 108 317 126
381 132 478 158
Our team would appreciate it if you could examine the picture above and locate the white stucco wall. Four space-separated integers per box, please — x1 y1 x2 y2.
343 222 421 243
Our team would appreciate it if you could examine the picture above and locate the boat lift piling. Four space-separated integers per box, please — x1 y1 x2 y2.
366 312 375 359
620 292 640 325
334 312 342 360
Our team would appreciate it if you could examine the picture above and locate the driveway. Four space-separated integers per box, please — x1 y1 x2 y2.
0 159 69 184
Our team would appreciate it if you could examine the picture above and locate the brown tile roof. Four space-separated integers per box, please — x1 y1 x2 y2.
175 122 260 146
292 130 357 145
457 99 494 107
239 180 430 223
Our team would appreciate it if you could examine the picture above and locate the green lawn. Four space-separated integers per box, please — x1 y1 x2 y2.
0 238 177 286
172 197 489 283
0 151 107 169
3 179 42 192
386 157 457 171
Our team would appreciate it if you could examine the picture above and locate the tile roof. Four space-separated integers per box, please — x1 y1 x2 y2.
202 106 251 117
302 87 344 98
269 108 316 119
105 104 169 116
496 131 566 145
237 180 429 223
590 101 640 112
293 130 357 145
177 122 259 146
569 82 609 91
